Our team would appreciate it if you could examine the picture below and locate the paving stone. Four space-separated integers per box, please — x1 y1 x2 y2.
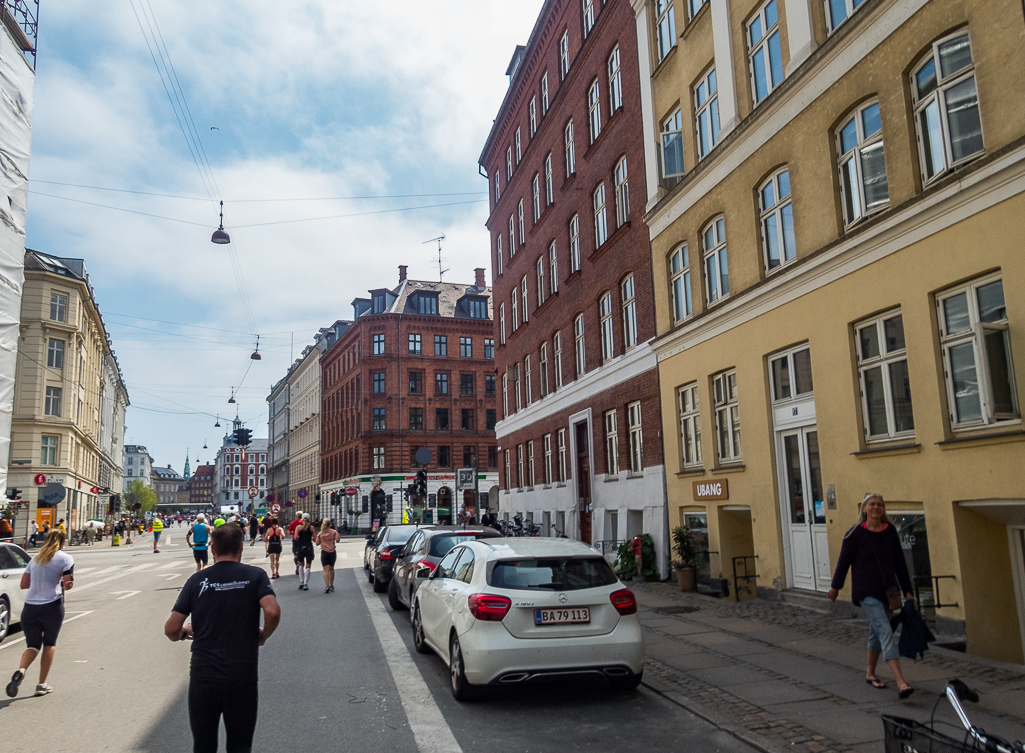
728 679 829 706
711 640 777 657
792 709 885 745
689 665 772 687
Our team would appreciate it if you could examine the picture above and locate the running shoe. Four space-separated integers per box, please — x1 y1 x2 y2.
325 586 330 593
34 683 53 696
6 669 24 697
298 583 303 590
329 585 334 593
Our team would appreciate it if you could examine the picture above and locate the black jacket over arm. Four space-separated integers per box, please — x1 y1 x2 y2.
830 524 913 607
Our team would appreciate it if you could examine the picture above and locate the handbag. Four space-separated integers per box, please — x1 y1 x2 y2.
870 535 904 611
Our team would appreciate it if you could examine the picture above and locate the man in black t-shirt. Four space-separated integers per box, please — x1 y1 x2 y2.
164 522 280 753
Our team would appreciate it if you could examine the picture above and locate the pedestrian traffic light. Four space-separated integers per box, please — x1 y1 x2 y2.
5 487 21 501
416 469 427 497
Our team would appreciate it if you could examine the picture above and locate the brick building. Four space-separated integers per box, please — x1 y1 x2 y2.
479 0 667 569
320 267 499 528
189 463 216 509
214 422 268 512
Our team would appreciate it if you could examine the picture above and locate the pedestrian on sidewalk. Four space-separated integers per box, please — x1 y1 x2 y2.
187 514 213 572
164 522 281 753
5 530 74 698
152 515 164 553
630 536 644 581
248 515 259 546
829 493 917 700
316 519 341 593
294 514 315 591
264 518 284 579
28 520 39 548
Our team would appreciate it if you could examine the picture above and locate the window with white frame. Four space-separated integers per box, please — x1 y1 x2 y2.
614 157 629 227
588 79 602 143
517 444 524 488
543 433 553 484
536 256 546 307
825 0 867 33
678 383 702 468
670 245 692 323
769 345 814 402
593 184 608 247
656 0 676 61
509 215 516 256
856 311 914 440
47 338 64 369
524 356 533 404
622 274 637 350
713 370 742 463
372 446 385 470
502 373 509 414
600 292 615 362
45 386 61 417
527 440 536 486
583 0 595 35
504 449 511 489
506 147 513 180
557 428 568 482
688 0 708 20
532 174 541 222
521 276 529 323
695 68 720 159
748 0 783 105
938 275 1018 428
605 410 619 476
608 46 622 113
518 200 525 243
511 289 519 331
544 153 554 205
516 128 522 163
40 435 57 465
912 31 983 185
515 367 522 409
499 303 507 343
661 108 685 187
496 234 503 276
702 216 729 305
549 241 559 293
554 331 564 389
628 401 643 474
50 293 67 323
760 168 795 272
529 96 537 137
560 31 571 79
836 100 888 227
569 214 581 271
494 173 501 204
540 342 549 397
574 315 586 376
541 71 550 114
565 120 576 176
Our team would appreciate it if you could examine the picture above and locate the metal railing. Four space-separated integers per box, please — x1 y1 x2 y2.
1 0 38 69
732 555 758 601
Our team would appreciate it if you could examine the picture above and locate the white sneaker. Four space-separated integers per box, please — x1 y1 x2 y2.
34 683 53 696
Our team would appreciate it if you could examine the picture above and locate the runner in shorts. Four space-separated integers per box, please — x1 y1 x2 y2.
186 514 213 572
315 520 341 593
6 530 74 698
294 514 315 591
264 518 285 579
288 512 304 578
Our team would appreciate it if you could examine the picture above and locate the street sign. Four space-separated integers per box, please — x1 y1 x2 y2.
270 503 281 514
297 488 308 499
39 483 66 507
248 486 258 498
415 447 433 466
456 468 476 492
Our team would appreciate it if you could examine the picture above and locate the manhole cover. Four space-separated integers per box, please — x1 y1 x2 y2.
654 605 700 615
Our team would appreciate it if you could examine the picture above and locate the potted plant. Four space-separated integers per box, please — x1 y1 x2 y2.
672 525 697 592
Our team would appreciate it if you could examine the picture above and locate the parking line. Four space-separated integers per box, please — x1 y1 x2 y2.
356 571 462 753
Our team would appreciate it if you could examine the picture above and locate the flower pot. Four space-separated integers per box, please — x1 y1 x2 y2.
675 566 696 592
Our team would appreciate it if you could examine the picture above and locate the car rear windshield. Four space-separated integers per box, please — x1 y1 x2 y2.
488 557 618 591
428 533 487 557
384 526 419 544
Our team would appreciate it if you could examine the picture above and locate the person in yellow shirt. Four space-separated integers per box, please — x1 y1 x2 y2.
151 516 164 554
57 519 67 535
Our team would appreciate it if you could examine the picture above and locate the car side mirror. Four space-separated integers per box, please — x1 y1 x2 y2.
365 534 374 542
415 566 432 580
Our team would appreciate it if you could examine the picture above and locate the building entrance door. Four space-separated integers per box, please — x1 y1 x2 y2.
575 421 591 544
1011 527 1025 664
779 427 831 591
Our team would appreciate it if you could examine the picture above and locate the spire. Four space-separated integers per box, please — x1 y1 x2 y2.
184 451 191 479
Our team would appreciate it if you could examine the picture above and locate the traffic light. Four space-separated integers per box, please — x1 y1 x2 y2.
416 469 427 497
236 428 252 447
5 487 21 501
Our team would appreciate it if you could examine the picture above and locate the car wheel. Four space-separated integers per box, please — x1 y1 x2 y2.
449 634 478 701
609 670 643 692
388 577 405 610
412 605 430 654
373 574 387 593
367 569 374 585
0 596 9 644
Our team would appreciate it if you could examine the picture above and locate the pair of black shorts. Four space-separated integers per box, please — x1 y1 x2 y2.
21 600 65 649
193 548 209 565
295 545 314 566
266 543 282 555
320 551 337 567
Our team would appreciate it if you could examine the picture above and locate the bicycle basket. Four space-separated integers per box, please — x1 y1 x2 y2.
883 716 981 753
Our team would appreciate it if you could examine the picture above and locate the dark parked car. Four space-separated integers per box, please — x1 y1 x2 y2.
367 525 432 593
388 526 502 611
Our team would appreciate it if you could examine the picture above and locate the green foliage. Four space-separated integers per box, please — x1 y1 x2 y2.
614 533 659 581
672 525 697 569
126 479 158 514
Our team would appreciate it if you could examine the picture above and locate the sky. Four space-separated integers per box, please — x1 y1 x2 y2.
25 0 544 472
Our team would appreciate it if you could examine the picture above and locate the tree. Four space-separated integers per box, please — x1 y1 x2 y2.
126 479 158 514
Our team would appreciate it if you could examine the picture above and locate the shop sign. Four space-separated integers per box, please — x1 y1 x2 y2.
345 487 358 497
34 474 65 485
692 479 729 501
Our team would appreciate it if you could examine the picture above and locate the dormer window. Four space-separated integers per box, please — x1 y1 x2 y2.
468 299 489 319
372 294 387 314
417 294 439 315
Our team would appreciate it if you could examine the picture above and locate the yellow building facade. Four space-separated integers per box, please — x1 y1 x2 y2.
632 0 1025 662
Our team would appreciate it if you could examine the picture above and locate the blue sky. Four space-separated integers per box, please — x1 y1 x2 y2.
25 0 543 472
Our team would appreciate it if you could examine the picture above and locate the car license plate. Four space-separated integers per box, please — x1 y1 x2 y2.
534 607 590 625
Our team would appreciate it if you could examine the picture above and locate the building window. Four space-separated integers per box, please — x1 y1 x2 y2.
372 447 385 470
527 440 535 486
565 120 576 176
837 100 888 227
553 331 563 390
670 245 692 323
521 276 529 323
628 401 643 474
408 333 422 355
463 445 477 469
502 374 509 415
856 311 914 440
912 32 983 185
574 315 586 376
47 338 64 369
588 79 602 143
703 216 729 305
458 337 472 358
605 410 619 476
938 275 1017 428
524 356 532 404
532 174 541 222
484 338 495 359
770 346 814 403
436 408 450 431
539 343 549 397
372 333 385 355
518 200 525 244
678 383 702 468
608 46 622 112
656 0 676 61
435 335 448 356
695 68 720 160
529 96 537 137
536 256 546 307
468 299 488 319
516 128 522 163
373 294 387 314
486 409 497 430
544 154 554 206
555 428 566 483
517 445 525 488
688 0 708 20
409 407 424 430
485 374 496 397
622 275 637 349
509 215 516 255
613 158 630 228
713 370 742 463
600 292 615 362
409 371 423 394
760 168 795 272
506 146 513 180
541 71 549 114
438 445 451 468
504 449 511 488
461 409 475 431
40 435 57 465
661 108 685 188
460 373 475 396
826 0 866 33
748 0 783 105
582 0 597 34
499 304 506 344
435 372 449 395
569 214 581 272
543 434 553 485
372 408 386 430
494 173 501 204
496 235 503 276
49 293 67 323
512 289 519 331
44 386 61 417
418 295 438 315
560 31 570 79
593 184 608 247
547 242 559 295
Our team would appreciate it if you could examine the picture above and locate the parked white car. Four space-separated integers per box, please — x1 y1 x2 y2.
411 537 644 701
0 542 30 643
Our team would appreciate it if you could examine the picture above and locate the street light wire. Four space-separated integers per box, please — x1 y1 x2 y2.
231 199 486 228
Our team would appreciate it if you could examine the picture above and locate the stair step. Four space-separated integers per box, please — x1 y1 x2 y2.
780 588 833 614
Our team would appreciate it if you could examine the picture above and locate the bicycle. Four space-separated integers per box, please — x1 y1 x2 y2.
883 679 1024 752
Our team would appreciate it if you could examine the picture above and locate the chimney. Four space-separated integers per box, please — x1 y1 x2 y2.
398 265 408 283
474 267 486 288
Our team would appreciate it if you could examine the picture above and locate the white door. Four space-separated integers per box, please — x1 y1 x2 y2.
780 428 831 591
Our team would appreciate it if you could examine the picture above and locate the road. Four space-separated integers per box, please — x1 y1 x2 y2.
0 529 755 753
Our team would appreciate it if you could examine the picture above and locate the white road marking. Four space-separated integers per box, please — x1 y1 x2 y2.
155 573 180 580
356 570 462 753
0 611 94 651
110 591 140 600
156 560 187 570
75 567 98 575
91 566 124 576
126 562 158 573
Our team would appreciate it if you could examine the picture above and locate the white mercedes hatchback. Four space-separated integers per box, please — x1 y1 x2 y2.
411 538 644 701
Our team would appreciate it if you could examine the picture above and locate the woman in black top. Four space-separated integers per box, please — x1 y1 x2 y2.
829 494 917 698
294 514 315 591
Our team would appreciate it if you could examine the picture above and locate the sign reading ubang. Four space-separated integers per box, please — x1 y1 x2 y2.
692 479 728 501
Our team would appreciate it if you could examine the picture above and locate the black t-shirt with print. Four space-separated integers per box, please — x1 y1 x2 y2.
172 561 275 684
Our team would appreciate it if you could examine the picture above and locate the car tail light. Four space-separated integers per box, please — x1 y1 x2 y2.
380 549 396 561
609 588 637 616
418 558 437 572
468 593 511 621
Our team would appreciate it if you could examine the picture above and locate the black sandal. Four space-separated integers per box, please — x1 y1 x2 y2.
899 687 915 699
866 677 887 689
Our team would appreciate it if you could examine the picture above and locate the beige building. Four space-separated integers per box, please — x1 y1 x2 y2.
287 344 320 514
9 251 128 530
632 0 1025 662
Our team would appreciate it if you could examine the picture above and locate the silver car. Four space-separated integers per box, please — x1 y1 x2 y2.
0 543 30 643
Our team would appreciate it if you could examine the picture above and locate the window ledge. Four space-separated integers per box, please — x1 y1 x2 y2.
604 476 619 482
712 463 745 474
528 204 555 236
515 488 523 493
626 472 643 480
676 467 705 477
564 269 583 286
582 108 623 162
651 44 678 79
852 442 920 458
556 481 567 487
681 3 711 41
535 291 559 318
936 427 1025 450
526 486 535 492
590 222 632 264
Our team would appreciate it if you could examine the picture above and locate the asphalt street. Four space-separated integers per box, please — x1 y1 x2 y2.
0 529 756 753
